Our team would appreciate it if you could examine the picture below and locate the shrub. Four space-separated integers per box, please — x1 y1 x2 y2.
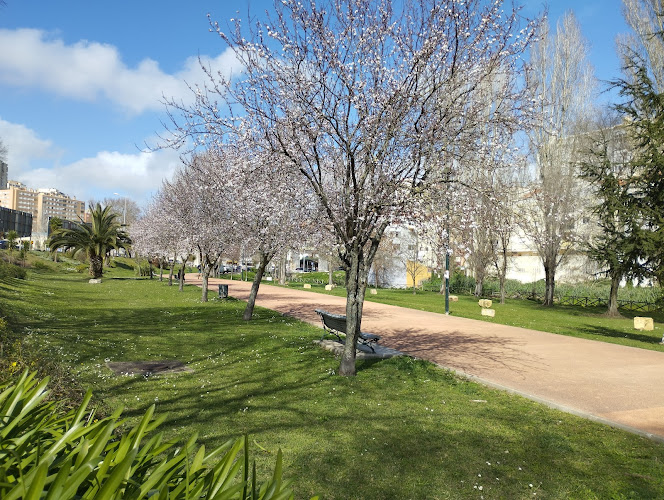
75 263 88 273
135 260 152 277
32 259 55 272
65 249 87 262
0 259 27 279
0 317 85 408
0 372 304 499
449 272 475 293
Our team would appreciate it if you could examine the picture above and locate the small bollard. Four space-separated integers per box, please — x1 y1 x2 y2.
218 284 229 298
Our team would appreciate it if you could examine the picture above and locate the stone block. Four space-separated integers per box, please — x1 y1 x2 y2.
88 279 102 284
481 308 495 317
370 289 378 295
325 284 334 291
478 299 492 308
265 276 273 281
303 283 312 289
634 317 654 331
449 295 458 302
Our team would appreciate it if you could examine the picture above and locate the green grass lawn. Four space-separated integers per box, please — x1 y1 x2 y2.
280 282 664 352
2 258 664 499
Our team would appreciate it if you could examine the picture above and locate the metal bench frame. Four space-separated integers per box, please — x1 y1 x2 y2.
315 309 381 352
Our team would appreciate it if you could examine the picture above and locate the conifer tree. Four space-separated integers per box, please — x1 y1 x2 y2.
579 115 640 316
615 64 664 285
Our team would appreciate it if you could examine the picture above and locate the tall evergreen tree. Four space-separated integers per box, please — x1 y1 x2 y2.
614 59 664 285
579 116 642 316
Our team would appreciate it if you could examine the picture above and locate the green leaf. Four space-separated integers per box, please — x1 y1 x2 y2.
44 456 73 500
24 462 47 500
95 447 139 500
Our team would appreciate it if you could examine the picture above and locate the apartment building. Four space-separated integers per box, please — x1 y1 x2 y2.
0 181 85 223
0 181 85 248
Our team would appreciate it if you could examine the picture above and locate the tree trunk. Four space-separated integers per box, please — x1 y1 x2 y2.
159 261 164 281
328 265 333 286
89 254 103 279
339 252 369 377
243 252 270 320
201 270 209 302
606 273 621 317
179 263 185 291
279 256 286 285
439 261 445 294
499 244 508 304
543 259 555 307
168 252 176 286
499 274 506 304
474 277 484 297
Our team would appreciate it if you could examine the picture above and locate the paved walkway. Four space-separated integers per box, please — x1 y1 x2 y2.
188 275 664 441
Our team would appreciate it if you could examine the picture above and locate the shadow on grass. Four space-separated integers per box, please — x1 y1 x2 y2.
578 324 662 344
283 411 663 500
111 261 134 270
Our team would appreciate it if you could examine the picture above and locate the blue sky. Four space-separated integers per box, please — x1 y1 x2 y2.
0 0 630 206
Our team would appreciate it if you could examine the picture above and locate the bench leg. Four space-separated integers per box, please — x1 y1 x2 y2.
320 329 343 343
358 340 376 353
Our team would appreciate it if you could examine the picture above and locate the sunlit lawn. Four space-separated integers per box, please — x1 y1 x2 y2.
2 257 664 499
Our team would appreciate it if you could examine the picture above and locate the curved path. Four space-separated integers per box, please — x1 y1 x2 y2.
188 275 664 441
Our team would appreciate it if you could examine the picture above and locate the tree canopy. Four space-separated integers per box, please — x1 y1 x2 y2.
163 0 538 375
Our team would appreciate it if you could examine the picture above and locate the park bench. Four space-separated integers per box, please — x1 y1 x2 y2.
314 309 381 352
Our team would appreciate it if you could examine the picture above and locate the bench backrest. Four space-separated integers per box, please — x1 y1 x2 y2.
317 310 347 334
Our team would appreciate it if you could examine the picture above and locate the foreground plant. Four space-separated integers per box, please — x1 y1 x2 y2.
0 371 305 499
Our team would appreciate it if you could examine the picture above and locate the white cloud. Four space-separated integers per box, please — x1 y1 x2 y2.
0 28 241 115
0 119 62 171
0 118 182 204
44 148 184 204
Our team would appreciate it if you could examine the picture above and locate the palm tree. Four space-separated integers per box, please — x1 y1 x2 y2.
48 203 131 279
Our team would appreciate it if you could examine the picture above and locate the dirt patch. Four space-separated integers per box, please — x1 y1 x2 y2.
106 360 193 377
